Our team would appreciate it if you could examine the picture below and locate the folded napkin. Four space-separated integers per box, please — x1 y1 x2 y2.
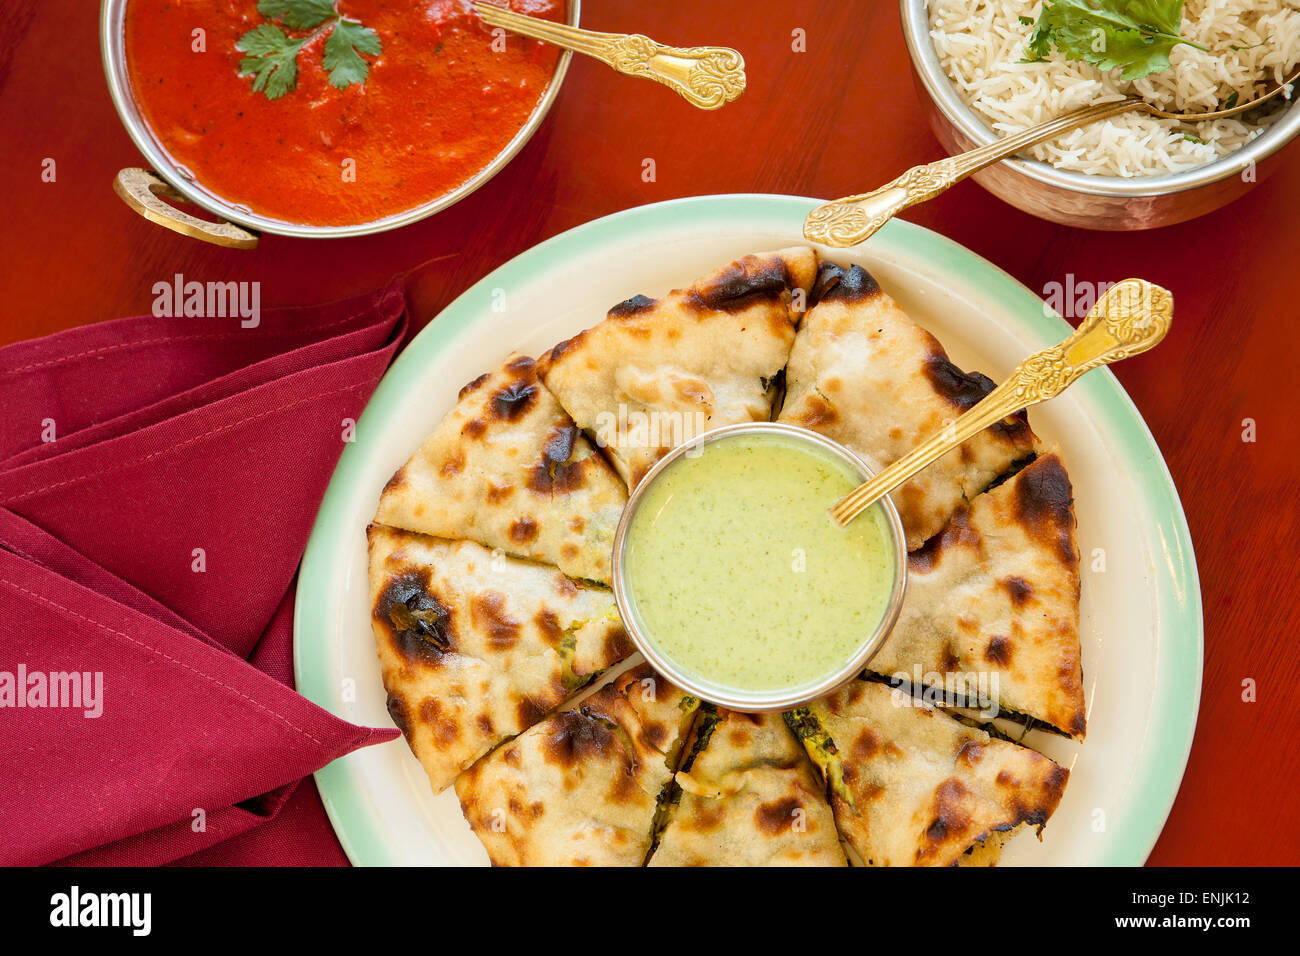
0 285 407 865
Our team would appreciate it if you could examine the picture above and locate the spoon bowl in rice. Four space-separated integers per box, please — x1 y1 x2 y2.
903 0 1300 229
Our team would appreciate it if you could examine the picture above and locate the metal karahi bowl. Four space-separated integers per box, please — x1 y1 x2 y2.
100 0 579 242
611 421 908 713
900 0 1300 230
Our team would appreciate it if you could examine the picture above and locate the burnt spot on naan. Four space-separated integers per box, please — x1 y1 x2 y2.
923 354 1033 444
491 379 539 422
535 608 563 645
509 516 539 544
852 727 880 762
517 695 549 730
419 697 461 747
374 569 455 663
908 506 982 573
386 694 412 739
916 778 974 863
686 253 797 315
809 262 882 306
985 635 1014 667
727 726 753 749
789 390 838 429
685 801 726 835
486 481 513 504
537 330 589 373
469 590 521 650
955 738 985 768
608 294 657 318
542 711 617 767
1015 764 1070 829
458 372 492 401
381 466 407 495
439 452 464 477
1001 575 1033 606
755 797 802 836
529 424 586 495
639 716 670 754
461 417 488 440
603 624 635 664
1012 455 1077 566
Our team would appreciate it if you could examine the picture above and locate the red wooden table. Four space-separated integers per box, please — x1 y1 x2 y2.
2 0 1297 866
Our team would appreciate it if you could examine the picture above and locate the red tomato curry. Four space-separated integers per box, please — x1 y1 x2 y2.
124 1 565 226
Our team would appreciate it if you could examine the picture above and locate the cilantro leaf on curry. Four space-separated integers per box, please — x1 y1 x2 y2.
323 18 383 90
1023 0 1207 82
237 0 383 100
236 24 305 100
258 0 337 30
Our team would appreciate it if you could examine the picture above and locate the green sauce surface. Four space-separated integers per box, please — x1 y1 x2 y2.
622 432 896 694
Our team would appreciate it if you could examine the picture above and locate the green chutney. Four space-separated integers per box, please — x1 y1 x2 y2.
622 431 897 693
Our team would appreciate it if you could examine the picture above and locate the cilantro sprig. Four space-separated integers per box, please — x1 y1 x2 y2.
237 0 382 100
1023 0 1207 82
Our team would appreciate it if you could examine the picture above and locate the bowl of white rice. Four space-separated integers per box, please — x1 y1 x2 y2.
905 0 1300 229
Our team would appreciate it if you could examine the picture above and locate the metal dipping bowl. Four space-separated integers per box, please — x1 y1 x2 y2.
901 0 1300 230
611 421 908 712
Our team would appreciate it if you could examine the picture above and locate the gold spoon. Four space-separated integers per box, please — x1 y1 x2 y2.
474 2 745 110
832 279 1172 527
805 66 1300 246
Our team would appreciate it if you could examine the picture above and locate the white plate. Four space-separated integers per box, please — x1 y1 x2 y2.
295 195 1202 866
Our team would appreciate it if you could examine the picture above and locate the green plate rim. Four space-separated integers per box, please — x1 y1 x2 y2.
294 194 1203 867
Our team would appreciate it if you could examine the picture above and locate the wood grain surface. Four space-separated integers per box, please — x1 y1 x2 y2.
1 0 1296 865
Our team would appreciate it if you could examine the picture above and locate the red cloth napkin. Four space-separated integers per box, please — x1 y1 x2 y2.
0 285 407 865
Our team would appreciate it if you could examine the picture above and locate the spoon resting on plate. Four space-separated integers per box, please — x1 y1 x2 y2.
473 2 745 110
805 64 1300 246
832 279 1173 527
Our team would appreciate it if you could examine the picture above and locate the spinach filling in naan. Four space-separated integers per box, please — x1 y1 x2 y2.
368 525 634 795
376 354 627 584
647 708 847 867
785 680 1068 867
780 261 1038 549
538 247 819 488
454 665 700 866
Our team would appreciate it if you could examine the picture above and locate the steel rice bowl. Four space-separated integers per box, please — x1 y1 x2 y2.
901 0 1300 230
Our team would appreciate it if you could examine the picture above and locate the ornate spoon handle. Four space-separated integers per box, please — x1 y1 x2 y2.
474 2 745 110
804 99 1140 246
831 279 1173 526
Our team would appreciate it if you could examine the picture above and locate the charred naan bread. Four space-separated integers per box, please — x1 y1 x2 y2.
787 680 1068 867
648 709 847 867
780 262 1038 549
537 247 820 488
455 665 700 866
375 355 626 584
869 451 1086 738
368 525 634 794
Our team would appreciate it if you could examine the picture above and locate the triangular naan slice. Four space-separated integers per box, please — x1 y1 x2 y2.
538 247 820 488
368 525 634 794
375 354 627 583
455 665 700 866
786 680 1068 866
780 262 1038 549
648 709 847 867
869 451 1086 738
